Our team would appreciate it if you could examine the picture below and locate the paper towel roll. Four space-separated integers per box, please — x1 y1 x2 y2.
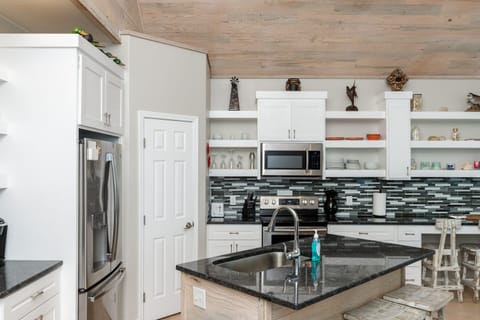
373 193 386 216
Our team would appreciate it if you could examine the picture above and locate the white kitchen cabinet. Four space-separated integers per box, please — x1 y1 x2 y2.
328 225 397 244
79 54 124 135
1 270 60 320
385 91 412 179
207 224 262 258
0 67 8 188
256 91 327 142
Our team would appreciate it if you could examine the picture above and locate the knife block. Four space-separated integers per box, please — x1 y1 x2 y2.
242 198 256 221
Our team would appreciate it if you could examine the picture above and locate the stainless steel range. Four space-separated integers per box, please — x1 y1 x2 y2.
260 195 327 246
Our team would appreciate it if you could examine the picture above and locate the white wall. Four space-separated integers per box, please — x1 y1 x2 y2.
211 78 480 112
111 34 208 320
0 47 79 319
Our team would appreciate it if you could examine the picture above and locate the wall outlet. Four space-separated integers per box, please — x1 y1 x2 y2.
346 196 353 206
211 202 224 217
229 195 236 205
193 286 206 309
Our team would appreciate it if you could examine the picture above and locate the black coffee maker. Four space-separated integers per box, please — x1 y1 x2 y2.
0 218 7 264
324 190 338 221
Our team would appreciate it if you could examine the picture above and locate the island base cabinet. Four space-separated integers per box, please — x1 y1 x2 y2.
1 270 60 320
180 270 403 320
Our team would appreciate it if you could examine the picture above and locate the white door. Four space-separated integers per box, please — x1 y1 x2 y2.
143 117 197 319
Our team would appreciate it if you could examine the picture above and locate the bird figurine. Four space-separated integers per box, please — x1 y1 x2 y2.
466 92 480 112
346 81 358 111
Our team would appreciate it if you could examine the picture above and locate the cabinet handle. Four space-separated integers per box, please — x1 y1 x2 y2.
293 129 296 139
405 278 415 282
230 244 233 253
104 112 109 126
406 166 410 176
359 232 369 235
236 243 238 252
30 289 45 299
288 129 291 139
229 231 239 235
404 232 416 236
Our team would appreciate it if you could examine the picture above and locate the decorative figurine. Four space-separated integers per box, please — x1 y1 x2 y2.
466 92 480 112
346 81 358 111
228 76 240 111
411 93 422 112
286 78 301 91
386 68 408 91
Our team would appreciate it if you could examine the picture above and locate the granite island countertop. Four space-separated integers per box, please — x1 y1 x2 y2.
177 234 433 310
0 260 63 298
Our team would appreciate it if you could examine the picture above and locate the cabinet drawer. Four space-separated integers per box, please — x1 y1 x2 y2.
20 294 59 320
4 270 60 320
404 265 421 285
397 227 422 242
329 225 396 242
207 225 261 240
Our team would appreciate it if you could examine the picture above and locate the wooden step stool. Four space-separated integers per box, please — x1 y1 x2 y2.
344 299 427 320
383 284 453 320
460 243 480 302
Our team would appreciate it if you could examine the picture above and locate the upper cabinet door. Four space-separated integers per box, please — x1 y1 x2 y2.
290 100 325 141
258 99 291 141
105 72 124 134
79 54 106 130
79 54 124 136
385 92 412 179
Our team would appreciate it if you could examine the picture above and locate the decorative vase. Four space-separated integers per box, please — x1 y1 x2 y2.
228 76 240 111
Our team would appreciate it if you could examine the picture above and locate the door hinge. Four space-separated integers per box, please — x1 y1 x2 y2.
143 138 146 148
143 292 146 303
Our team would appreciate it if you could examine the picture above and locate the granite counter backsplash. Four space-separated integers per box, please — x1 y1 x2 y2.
210 177 480 220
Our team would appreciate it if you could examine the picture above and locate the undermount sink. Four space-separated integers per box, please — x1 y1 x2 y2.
214 251 309 273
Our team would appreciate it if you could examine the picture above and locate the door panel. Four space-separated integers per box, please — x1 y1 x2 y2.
258 100 291 141
80 55 106 129
143 118 197 319
290 100 325 141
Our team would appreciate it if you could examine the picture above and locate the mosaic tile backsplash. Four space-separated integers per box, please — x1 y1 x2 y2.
209 177 480 219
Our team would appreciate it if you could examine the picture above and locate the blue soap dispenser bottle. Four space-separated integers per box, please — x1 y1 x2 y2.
311 229 320 262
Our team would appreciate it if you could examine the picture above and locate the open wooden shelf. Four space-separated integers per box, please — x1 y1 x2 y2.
410 140 480 149
208 139 257 148
411 112 480 120
326 111 385 119
325 169 386 178
209 169 258 177
325 140 386 148
208 110 257 119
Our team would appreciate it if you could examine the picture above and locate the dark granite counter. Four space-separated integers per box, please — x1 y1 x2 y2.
177 234 433 310
0 260 63 298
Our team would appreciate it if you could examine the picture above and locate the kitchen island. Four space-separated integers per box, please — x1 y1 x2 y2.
176 234 433 320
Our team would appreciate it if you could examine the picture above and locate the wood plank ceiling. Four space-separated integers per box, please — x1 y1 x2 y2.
138 0 480 78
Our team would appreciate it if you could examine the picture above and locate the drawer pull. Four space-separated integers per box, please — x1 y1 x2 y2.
405 278 415 282
358 232 369 235
30 290 45 299
404 232 416 236
229 232 239 235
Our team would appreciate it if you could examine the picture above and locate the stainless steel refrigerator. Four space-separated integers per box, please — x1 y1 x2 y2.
78 137 125 320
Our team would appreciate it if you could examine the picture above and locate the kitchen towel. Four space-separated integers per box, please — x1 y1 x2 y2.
373 193 386 216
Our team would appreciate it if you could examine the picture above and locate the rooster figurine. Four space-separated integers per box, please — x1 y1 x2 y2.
346 81 358 111
466 92 480 112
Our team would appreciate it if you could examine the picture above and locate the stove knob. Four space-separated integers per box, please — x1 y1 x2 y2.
302 199 308 205
271 199 276 205
263 199 269 205
309 200 316 205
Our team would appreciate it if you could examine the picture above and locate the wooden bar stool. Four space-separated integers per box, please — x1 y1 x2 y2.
383 284 453 320
344 299 427 320
422 219 464 302
460 243 480 302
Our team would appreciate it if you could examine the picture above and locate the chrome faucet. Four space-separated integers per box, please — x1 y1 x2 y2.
267 206 301 277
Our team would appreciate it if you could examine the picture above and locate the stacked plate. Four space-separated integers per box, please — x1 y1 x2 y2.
327 160 345 170
345 159 361 170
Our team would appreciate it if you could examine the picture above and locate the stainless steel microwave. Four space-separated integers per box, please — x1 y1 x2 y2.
261 142 323 177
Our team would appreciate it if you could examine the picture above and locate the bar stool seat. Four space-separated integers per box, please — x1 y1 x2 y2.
344 299 427 320
383 284 453 320
460 243 480 302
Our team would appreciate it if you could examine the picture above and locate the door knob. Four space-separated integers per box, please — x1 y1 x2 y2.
184 221 195 230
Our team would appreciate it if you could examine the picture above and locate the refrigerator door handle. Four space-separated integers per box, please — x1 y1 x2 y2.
110 153 120 261
87 267 125 303
103 154 113 259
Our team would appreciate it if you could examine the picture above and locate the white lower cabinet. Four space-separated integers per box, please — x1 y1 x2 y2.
207 224 262 258
1 270 60 320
